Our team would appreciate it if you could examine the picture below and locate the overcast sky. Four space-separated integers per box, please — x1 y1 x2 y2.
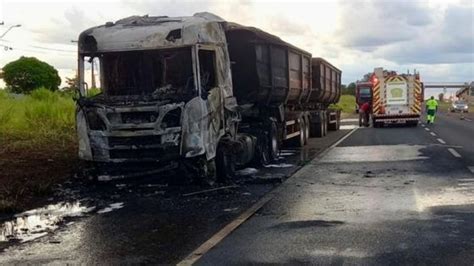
0 0 472 97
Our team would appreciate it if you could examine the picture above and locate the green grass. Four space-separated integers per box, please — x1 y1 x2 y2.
335 95 356 114
437 101 451 112
0 88 78 213
0 88 76 149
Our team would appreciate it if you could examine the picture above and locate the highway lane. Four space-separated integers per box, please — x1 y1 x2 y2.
196 124 474 265
424 112 474 168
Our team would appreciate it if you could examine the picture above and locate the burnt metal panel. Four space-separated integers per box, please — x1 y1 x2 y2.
225 27 310 107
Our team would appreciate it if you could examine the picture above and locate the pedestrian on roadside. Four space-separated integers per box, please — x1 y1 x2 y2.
359 101 371 127
426 96 438 124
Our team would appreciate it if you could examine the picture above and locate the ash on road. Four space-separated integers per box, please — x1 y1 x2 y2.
0 126 349 264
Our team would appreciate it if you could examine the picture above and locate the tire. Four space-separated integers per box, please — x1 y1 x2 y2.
182 156 217 186
268 121 280 161
215 143 235 183
311 122 324 138
293 118 306 147
323 115 328 136
303 115 310 144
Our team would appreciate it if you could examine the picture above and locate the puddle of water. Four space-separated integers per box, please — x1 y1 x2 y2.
320 145 429 163
97 202 124 214
236 168 259 176
264 163 294 168
0 202 94 243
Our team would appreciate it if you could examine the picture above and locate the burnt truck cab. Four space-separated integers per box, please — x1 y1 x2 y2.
76 13 238 175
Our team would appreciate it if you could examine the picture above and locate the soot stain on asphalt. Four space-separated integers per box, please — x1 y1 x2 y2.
271 220 345 230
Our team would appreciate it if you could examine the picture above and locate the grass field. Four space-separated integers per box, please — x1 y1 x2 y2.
335 95 356 115
0 88 78 213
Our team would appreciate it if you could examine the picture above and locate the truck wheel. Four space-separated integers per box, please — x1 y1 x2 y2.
311 120 324 138
293 118 306 147
323 115 328 136
215 143 235 183
182 156 216 186
303 115 310 144
269 121 280 160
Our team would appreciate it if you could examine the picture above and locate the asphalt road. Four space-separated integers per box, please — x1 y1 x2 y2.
0 127 349 264
197 117 474 265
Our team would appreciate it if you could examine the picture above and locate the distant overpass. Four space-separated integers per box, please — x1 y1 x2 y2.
423 82 473 97
423 82 471 89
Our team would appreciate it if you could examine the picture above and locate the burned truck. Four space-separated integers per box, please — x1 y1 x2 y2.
76 12 341 180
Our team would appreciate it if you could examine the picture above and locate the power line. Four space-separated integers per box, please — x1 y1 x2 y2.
0 40 76 54
30 45 75 53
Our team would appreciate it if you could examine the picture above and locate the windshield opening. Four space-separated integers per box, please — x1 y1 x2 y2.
358 87 371 96
100 47 195 101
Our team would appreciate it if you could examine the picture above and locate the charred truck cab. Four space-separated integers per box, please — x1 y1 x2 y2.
76 12 341 181
77 13 238 179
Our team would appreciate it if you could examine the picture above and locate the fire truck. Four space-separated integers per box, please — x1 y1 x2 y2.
371 67 424 127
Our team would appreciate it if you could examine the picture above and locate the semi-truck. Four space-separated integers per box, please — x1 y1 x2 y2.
371 67 423 127
75 13 341 181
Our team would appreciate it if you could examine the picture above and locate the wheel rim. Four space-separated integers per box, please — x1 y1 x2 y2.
271 134 278 156
304 118 309 143
300 119 305 146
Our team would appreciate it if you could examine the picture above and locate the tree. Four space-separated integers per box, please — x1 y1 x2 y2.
342 82 356 95
438 93 444 101
2 56 61 94
62 74 78 93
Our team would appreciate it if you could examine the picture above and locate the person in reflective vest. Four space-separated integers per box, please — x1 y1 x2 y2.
426 96 438 124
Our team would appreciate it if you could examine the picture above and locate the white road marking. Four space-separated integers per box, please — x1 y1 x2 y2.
454 187 474 191
425 127 430 131
421 124 425 127
340 125 359 130
458 178 474 182
468 166 474 173
448 148 462 158
458 183 474 187
340 118 359 122
321 145 428 163
437 138 446 144
430 132 437 136
465 118 472 122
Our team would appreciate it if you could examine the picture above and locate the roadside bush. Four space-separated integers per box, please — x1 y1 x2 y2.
336 95 356 114
87 87 102 97
0 88 76 147
29 87 60 101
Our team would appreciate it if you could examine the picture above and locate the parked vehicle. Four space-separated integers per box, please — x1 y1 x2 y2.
75 13 341 180
450 100 469 113
355 81 373 113
371 67 424 127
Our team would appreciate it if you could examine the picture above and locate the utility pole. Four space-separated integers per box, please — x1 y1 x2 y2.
91 58 97 89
